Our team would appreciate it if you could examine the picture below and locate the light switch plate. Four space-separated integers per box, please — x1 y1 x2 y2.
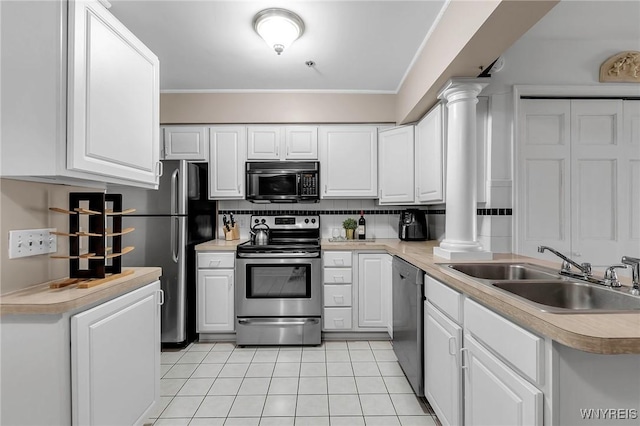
8 228 57 259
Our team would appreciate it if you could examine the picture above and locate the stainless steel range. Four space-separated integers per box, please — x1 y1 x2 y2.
236 215 322 346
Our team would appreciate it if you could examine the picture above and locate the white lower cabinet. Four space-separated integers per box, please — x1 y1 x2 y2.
197 252 235 332
323 251 353 331
464 333 543 426
424 301 463 426
424 275 544 426
0 280 162 426
358 253 391 329
72 282 162 425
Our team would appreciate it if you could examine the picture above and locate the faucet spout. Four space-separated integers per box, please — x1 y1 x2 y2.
537 246 592 277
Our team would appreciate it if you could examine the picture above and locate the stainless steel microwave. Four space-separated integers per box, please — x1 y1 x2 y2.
245 161 320 203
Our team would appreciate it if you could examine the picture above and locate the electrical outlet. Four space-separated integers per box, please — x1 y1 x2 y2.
8 228 57 259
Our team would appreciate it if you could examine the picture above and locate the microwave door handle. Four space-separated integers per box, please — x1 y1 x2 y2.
297 174 301 195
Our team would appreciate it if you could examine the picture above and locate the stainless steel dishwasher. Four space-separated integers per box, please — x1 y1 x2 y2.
392 256 424 396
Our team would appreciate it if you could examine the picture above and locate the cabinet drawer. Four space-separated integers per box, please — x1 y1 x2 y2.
323 251 352 267
323 268 352 284
426 275 462 324
324 308 353 330
324 285 352 307
197 252 235 269
464 298 543 385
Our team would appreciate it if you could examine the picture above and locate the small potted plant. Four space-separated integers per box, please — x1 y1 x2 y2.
342 218 357 239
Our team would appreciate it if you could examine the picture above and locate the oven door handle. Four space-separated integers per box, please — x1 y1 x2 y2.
238 318 320 326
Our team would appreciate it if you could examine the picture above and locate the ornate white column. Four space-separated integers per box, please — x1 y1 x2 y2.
433 78 493 260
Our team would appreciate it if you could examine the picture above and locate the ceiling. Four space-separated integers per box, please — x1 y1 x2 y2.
109 0 447 93
109 0 640 94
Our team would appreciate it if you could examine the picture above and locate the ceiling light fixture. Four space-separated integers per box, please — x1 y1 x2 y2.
253 8 305 55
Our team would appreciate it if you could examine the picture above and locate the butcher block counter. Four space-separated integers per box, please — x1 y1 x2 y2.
0 267 162 315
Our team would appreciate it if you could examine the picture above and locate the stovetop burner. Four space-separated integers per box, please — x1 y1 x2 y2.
237 214 321 258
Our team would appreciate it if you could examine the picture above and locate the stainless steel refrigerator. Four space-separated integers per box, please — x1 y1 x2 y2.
110 161 216 347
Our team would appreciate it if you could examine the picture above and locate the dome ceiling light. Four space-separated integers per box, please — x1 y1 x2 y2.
253 8 305 55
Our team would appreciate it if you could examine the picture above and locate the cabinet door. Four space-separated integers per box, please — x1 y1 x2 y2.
198 270 235 332
415 104 445 203
162 126 207 160
516 99 571 258
358 253 390 328
72 281 162 426
285 126 318 159
67 0 160 186
570 100 624 267
464 333 543 426
378 126 415 204
247 126 281 160
425 302 462 426
209 126 246 199
622 101 640 257
319 126 378 198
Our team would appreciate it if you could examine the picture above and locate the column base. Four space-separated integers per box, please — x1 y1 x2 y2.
433 246 494 261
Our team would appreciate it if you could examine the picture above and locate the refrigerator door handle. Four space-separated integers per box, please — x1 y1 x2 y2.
171 217 180 263
171 168 179 216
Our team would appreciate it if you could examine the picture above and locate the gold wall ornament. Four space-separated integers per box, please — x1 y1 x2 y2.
600 51 640 83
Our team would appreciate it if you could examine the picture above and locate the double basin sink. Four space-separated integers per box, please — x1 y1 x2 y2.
441 263 640 314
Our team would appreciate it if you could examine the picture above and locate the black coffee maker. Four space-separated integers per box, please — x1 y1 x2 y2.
398 209 429 241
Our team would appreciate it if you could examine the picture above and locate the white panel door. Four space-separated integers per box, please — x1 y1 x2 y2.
425 302 462 426
464 333 543 426
247 126 281 160
358 253 387 328
319 126 378 198
517 100 571 258
162 126 207 160
622 101 640 258
209 126 246 199
67 0 160 186
378 126 415 204
415 104 445 203
285 126 318 159
72 282 161 426
198 270 235 332
570 100 623 266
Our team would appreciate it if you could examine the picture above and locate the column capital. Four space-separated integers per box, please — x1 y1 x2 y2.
438 78 490 103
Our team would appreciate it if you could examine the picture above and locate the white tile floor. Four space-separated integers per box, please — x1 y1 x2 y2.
151 340 440 426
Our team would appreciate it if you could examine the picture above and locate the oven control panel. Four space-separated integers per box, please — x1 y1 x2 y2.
251 215 319 229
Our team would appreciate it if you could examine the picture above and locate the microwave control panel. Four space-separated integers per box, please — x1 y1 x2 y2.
300 173 318 196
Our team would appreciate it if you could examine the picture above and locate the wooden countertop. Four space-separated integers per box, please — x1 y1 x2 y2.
0 267 162 315
195 239 247 251
196 238 640 354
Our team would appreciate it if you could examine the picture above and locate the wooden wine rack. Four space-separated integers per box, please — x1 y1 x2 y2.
49 192 135 281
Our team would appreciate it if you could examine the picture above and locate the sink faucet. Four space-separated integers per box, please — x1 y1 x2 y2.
537 246 592 278
621 256 640 295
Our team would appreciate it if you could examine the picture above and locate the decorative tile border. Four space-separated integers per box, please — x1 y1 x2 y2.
218 209 405 215
219 208 513 216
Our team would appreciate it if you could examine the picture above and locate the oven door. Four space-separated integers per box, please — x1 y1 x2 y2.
236 257 322 317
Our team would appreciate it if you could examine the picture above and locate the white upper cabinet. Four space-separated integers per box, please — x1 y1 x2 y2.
1 0 160 188
247 126 318 160
285 126 319 159
319 126 378 198
162 126 208 160
209 126 247 199
415 103 445 203
378 126 415 204
67 0 160 185
247 126 281 160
